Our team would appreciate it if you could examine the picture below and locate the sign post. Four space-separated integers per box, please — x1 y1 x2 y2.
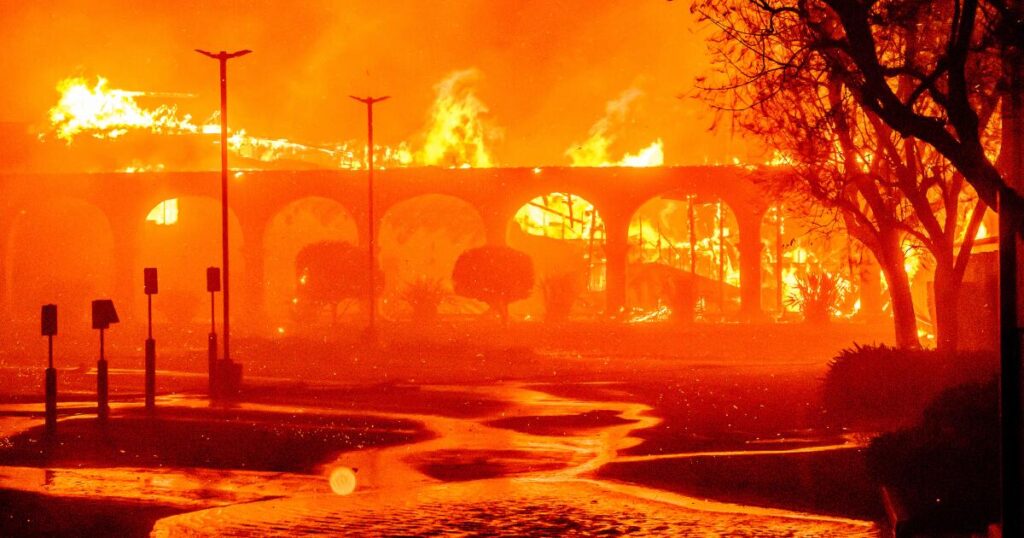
92 299 119 422
207 267 220 399
42 304 57 434
144 268 158 410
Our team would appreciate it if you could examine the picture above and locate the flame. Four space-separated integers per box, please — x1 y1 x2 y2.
49 76 206 142
47 75 414 170
781 267 802 312
619 139 665 167
48 73 671 172
567 88 663 167
121 163 167 174
417 69 498 168
975 222 988 240
628 305 672 323
903 250 924 282
765 150 793 167
227 129 413 169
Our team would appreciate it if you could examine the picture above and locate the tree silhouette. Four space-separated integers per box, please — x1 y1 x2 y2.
695 0 1004 349
452 245 534 324
295 241 383 325
693 0 1022 212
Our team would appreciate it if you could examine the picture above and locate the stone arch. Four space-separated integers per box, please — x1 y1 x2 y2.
506 192 607 320
626 192 742 319
377 194 487 319
136 196 245 327
5 197 116 339
263 197 359 328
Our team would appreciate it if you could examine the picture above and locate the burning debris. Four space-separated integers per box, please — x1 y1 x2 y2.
48 76 212 142
40 71 676 174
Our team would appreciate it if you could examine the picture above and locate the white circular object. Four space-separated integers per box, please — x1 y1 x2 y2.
329 467 357 495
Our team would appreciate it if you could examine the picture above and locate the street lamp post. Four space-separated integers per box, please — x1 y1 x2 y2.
349 95 390 341
195 49 250 372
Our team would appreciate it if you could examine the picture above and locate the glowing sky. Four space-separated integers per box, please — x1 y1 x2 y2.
0 0 760 166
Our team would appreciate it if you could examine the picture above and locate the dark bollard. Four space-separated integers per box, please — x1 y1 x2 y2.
92 299 119 422
208 332 218 399
207 267 221 400
218 359 242 398
42 304 58 434
145 338 156 410
45 367 57 434
144 268 158 411
97 356 109 421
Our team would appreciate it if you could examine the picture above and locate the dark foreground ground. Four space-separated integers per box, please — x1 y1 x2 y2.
0 322 890 536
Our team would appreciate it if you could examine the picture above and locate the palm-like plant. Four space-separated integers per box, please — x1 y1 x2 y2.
785 271 846 324
401 277 447 323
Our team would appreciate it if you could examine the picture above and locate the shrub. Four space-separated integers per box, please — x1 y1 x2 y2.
785 271 845 324
295 241 384 324
866 379 999 533
541 272 583 322
401 278 446 323
822 343 996 429
452 245 534 324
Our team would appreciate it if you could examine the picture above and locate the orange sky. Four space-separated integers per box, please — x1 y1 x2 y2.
0 0 761 167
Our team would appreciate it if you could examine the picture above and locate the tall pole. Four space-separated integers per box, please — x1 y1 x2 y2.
145 293 155 410
775 205 783 313
999 5 1024 532
97 328 107 422
196 49 251 365
43 304 57 436
718 200 725 313
349 95 390 341
688 195 697 276
688 195 698 306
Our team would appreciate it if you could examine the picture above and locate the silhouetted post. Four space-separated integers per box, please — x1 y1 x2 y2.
718 200 725 314
775 205 783 313
91 300 119 422
207 266 221 398
688 196 697 274
586 211 597 286
195 48 251 367
41 304 57 434
999 5 1024 532
688 195 697 298
143 268 158 410
349 95 390 342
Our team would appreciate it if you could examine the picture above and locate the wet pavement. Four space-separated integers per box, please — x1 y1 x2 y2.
1 376 878 536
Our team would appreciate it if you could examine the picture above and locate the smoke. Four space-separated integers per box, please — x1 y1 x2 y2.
566 88 663 167
566 88 643 165
1 1 754 168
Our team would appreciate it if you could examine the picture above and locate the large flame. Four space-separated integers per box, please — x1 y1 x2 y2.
417 69 498 168
49 76 207 142
46 73 670 171
47 75 417 170
567 88 663 167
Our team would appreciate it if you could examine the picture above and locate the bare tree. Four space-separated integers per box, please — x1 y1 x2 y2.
693 0 1020 203
694 0 1004 350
